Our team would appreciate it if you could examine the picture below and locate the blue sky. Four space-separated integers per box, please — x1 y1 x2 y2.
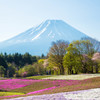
0 0 100 41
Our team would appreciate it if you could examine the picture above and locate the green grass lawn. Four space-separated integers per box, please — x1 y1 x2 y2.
0 92 24 96
26 74 100 80
26 75 51 79
42 74 100 80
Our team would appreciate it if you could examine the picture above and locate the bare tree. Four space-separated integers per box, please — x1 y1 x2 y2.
81 37 100 54
48 40 69 75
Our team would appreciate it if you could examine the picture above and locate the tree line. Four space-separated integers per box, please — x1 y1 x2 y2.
0 37 100 77
0 52 38 77
48 38 100 75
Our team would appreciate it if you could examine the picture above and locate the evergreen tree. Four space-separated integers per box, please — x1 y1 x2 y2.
0 66 5 77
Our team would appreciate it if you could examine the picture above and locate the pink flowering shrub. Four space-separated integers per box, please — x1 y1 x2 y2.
21 72 28 77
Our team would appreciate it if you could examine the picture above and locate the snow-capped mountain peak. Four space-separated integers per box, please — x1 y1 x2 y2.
0 20 88 55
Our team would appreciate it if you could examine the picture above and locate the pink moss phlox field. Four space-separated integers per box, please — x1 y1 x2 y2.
0 79 81 99
0 79 43 90
27 86 56 95
0 87 56 99
26 80 79 95
50 80 80 87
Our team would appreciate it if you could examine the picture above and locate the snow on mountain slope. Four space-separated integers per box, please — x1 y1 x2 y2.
0 20 88 55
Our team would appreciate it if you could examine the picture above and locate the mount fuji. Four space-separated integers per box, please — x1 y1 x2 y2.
0 20 88 55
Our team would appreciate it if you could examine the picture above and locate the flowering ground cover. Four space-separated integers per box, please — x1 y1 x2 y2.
0 75 100 99
9 79 80 94
7 88 100 100
38 77 100 95
0 79 43 91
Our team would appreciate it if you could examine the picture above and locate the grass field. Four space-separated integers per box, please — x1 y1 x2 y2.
26 75 51 79
0 92 24 96
42 74 100 80
0 74 100 99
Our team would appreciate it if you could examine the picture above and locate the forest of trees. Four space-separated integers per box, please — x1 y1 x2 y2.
0 53 38 77
0 38 100 77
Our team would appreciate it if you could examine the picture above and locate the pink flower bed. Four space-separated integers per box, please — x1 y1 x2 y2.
0 86 56 99
26 80 80 95
0 79 81 99
47 80 80 87
0 79 80 92
0 79 43 91
27 86 56 95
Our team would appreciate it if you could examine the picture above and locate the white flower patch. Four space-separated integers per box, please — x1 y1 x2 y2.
63 88 100 100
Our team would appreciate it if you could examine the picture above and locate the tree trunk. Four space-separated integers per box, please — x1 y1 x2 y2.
60 65 64 75
95 65 98 73
91 66 93 73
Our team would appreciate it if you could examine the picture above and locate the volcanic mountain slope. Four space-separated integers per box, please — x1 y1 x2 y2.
0 20 88 55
